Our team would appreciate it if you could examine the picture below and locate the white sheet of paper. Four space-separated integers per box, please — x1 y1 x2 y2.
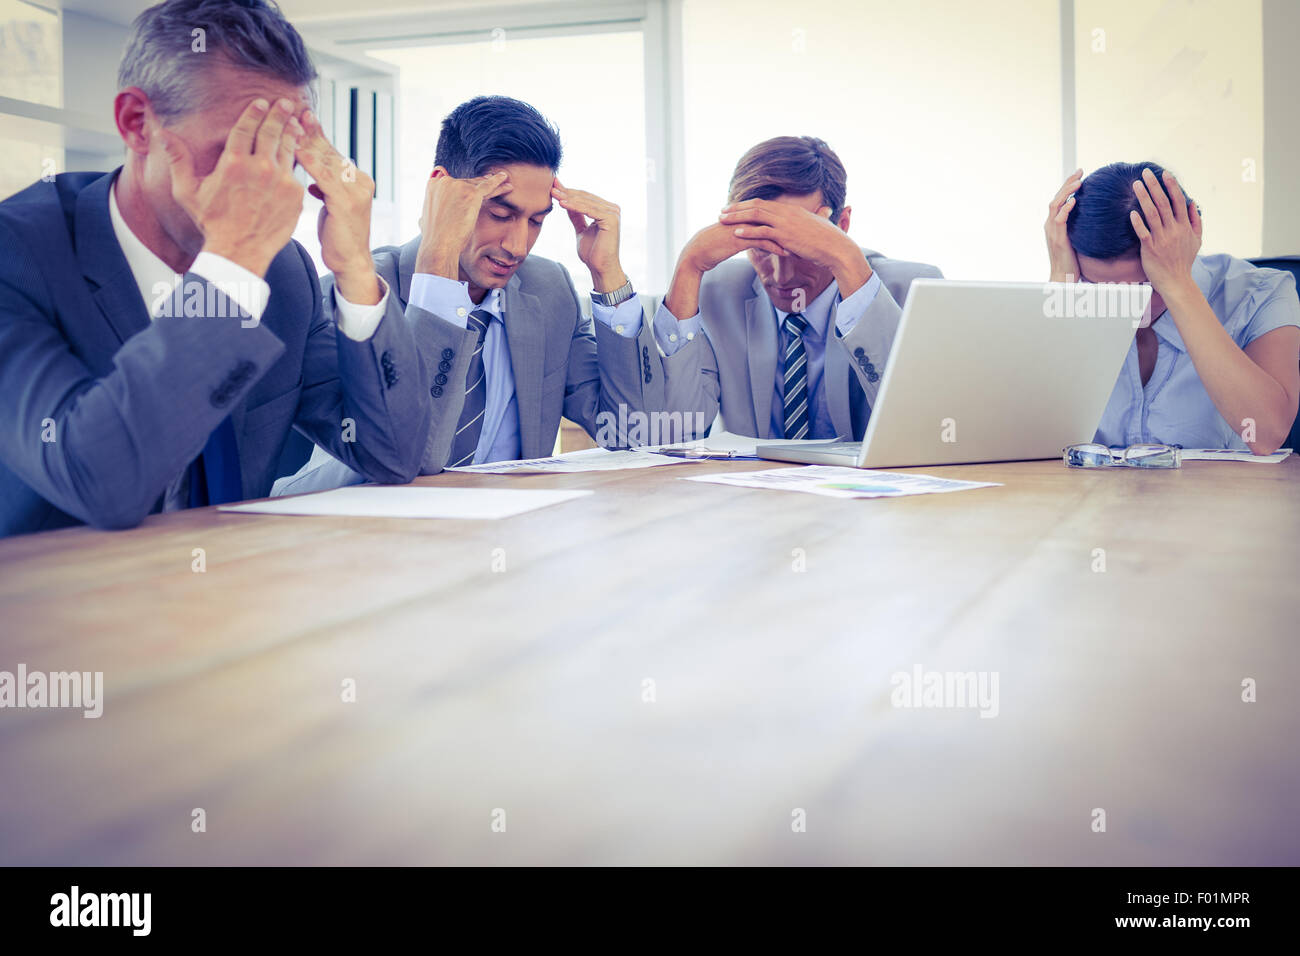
445 448 707 474
645 430 840 457
220 486 592 520
1180 448 1292 463
682 465 1001 499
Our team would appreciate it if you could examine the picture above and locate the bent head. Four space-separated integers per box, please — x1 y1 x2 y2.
728 136 852 313
114 0 317 259
1067 161 1195 324
434 96 562 295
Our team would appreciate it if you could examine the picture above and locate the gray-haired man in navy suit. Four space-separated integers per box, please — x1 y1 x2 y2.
0 0 431 536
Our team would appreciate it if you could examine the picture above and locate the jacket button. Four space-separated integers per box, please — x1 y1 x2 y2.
430 385 444 398
438 360 451 372
854 347 866 359
867 371 880 383
434 373 448 386
441 348 454 360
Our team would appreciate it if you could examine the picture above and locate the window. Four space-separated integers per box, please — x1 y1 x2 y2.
0 0 64 202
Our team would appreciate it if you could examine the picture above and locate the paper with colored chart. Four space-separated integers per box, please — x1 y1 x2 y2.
1179 448 1292 463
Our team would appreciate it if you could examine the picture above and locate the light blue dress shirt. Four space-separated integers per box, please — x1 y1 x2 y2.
409 272 643 463
652 272 881 439
1094 254 1300 450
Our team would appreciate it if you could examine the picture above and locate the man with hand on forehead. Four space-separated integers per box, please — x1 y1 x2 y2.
0 0 430 536
655 136 941 442
276 95 664 493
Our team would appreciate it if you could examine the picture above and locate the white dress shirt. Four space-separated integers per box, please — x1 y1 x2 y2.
106 176 388 508
409 271 643 464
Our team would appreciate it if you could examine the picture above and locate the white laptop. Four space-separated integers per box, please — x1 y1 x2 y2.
756 278 1149 468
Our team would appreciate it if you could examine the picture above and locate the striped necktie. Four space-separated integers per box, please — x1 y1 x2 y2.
782 312 811 440
448 308 493 468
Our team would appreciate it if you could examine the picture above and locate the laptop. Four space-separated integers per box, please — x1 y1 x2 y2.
756 278 1149 468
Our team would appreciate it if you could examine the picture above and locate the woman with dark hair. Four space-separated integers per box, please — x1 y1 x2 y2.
1044 163 1299 454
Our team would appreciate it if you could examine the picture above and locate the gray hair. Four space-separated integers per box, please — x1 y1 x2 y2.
117 0 317 121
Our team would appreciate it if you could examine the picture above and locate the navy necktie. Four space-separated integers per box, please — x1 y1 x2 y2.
447 309 493 468
187 417 241 508
782 312 811 440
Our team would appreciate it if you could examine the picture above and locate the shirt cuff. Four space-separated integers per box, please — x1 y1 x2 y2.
333 275 390 342
409 273 474 329
190 251 271 323
833 271 882 336
652 301 703 356
591 295 643 338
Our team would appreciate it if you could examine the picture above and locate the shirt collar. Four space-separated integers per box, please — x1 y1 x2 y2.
108 176 182 318
473 285 505 322
772 278 839 336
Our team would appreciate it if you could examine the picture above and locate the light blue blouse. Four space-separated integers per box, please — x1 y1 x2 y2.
1094 254 1300 450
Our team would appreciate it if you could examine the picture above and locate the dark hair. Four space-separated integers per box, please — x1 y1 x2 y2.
118 0 317 121
1067 161 1194 260
434 96 562 178
728 136 848 221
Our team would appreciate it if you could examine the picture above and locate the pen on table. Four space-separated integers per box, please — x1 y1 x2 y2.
653 448 761 460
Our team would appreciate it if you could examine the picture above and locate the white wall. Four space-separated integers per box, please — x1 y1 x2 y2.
679 0 1063 281
1074 0 1265 261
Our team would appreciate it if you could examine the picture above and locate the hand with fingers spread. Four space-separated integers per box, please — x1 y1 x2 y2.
413 168 513 280
1045 168 1083 282
551 180 627 292
718 198 856 268
1130 167 1202 296
663 221 789 321
683 221 788 275
160 97 305 278
716 198 871 298
294 108 380 304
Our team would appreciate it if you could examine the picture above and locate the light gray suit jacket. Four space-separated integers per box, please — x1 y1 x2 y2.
274 236 663 494
662 249 942 440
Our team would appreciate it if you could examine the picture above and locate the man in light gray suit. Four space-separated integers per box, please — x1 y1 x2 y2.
654 136 942 441
276 96 664 495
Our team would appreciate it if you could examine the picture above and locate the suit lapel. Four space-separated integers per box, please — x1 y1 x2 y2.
825 295 854 440
397 235 420 303
75 170 151 347
744 276 777 439
503 276 546 458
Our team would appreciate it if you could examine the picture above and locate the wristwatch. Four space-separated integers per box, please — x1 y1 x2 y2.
591 279 635 308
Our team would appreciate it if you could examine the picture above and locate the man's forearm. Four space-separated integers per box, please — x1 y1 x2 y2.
413 239 461 280
333 257 381 306
830 246 873 300
664 259 704 321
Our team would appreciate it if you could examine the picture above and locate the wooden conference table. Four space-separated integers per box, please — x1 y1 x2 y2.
0 457 1297 865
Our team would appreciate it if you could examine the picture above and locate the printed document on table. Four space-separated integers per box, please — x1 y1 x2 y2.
1180 448 1292 463
220 486 592 519
446 448 708 474
681 465 1001 499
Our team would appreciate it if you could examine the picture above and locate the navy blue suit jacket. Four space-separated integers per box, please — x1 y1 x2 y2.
0 170 431 535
